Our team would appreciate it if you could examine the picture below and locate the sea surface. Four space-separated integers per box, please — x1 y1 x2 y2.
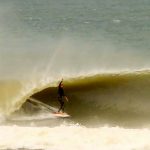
0 0 150 149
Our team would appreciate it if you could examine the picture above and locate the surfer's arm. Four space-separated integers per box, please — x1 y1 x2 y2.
64 96 69 102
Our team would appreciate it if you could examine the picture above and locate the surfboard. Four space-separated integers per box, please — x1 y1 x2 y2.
28 97 70 118
53 112 70 118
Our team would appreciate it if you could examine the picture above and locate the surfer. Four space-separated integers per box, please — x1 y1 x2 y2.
57 79 68 113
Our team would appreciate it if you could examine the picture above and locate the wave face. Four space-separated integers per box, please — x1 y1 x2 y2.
30 71 150 127
0 71 150 127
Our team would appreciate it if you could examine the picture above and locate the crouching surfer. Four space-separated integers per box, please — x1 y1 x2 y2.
57 79 68 113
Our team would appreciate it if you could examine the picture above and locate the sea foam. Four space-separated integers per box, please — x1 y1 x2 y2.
0 125 150 150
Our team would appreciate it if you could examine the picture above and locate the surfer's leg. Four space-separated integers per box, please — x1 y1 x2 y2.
58 99 63 112
62 101 65 113
58 104 62 112
58 97 61 112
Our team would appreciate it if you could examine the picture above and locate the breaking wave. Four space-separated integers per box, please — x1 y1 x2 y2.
0 70 150 127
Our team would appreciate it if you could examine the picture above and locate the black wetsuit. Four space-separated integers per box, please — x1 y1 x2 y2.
58 83 65 112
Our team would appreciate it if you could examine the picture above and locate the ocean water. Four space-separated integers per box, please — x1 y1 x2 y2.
0 0 150 149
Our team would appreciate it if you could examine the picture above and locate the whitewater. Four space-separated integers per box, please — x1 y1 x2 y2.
1 125 150 150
